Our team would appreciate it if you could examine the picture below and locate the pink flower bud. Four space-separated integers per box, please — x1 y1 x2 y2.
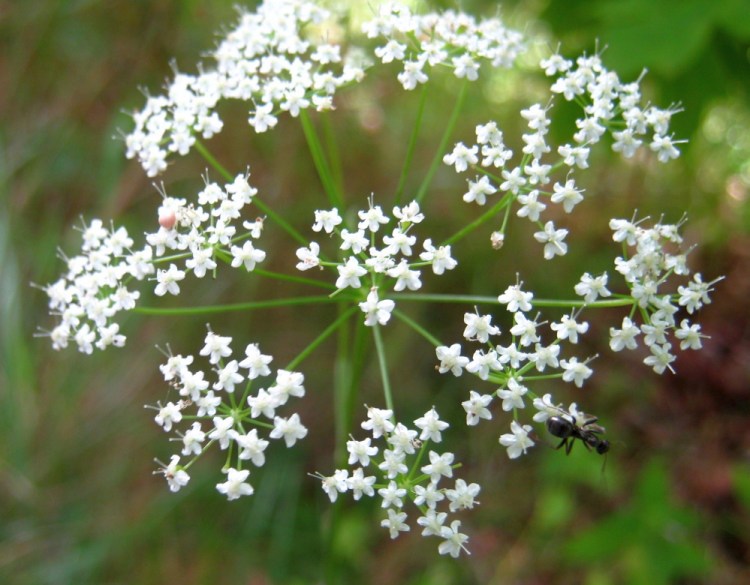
159 210 177 230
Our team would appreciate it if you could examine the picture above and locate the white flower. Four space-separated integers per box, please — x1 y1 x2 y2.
268 369 305 405
497 283 533 313
216 468 253 500
340 229 369 254
551 179 584 213
463 176 497 205
186 247 217 278
463 312 500 343
361 406 395 438
421 450 455 483
336 257 368 290
347 468 376 500
497 378 527 411
560 357 593 387
320 469 349 502
386 260 421 291
466 349 501 380
516 190 546 222
347 437 378 467
312 208 343 233
436 344 469 376
296 242 320 271
379 449 408 479
270 413 308 447
443 142 479 173
650 134 682 163
247 388 280 420
393 201 424 224
208 416 235 450
381 509 410 539
181 422 205 456
162 455 190 492
214 360 243 393
643 343 676 374
509 312 539 347
414 407 449 443
358 204 389 233
232 429 269 466
499 420 535 459
378 481 407 509
359 289 395 326
446 479 481 512
461 391 493 426
533 221 568 260
438 520 469 558
413 482 445 508
609 317 640 351
239 343 272 379
550 314 589 344
200 331 233 364
230 241 266 271
575 272 611 303
155 402 183 432
675 319 703 350
419 240 457 274
417 509 447 536
154 264 186 296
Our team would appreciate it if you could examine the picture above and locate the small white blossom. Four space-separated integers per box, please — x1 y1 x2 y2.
499 420 535 459
436 344 470 376
216 468 253 500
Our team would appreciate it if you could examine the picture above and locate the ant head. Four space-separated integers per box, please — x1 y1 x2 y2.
596 439 610 455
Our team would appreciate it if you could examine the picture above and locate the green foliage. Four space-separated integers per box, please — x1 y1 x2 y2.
562 460 712 585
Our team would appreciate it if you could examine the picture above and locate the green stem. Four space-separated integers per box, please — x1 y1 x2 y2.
321 112 344 196
392 293 635 309
393 309 443 348
195 139 232 181
413 80 469 204
195 139 308 246
444 192 514 245
285 306 357 371
394 84 428 205
299 110 344 209
371 324 394 411
133 295 351 316
253 268 337 291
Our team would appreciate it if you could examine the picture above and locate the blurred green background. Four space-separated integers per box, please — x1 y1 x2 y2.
2 0 750 583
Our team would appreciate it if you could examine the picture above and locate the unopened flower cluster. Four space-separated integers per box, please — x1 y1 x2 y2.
444 50 684 256
41 173 265 353
153 328 308 499
316 406 478 558
295 199 457 326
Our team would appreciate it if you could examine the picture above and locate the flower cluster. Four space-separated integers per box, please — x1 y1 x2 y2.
148 173 266 295
436 285 596 459
125 0 365 176
152 328 308 499
295 199 457 326
596 216 721 374
363 1 525 90
41 219 142 353
40 172 265 353
315 406 479 558
443 49 684 257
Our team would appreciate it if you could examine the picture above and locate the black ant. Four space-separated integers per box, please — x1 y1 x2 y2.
546 409 610 455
